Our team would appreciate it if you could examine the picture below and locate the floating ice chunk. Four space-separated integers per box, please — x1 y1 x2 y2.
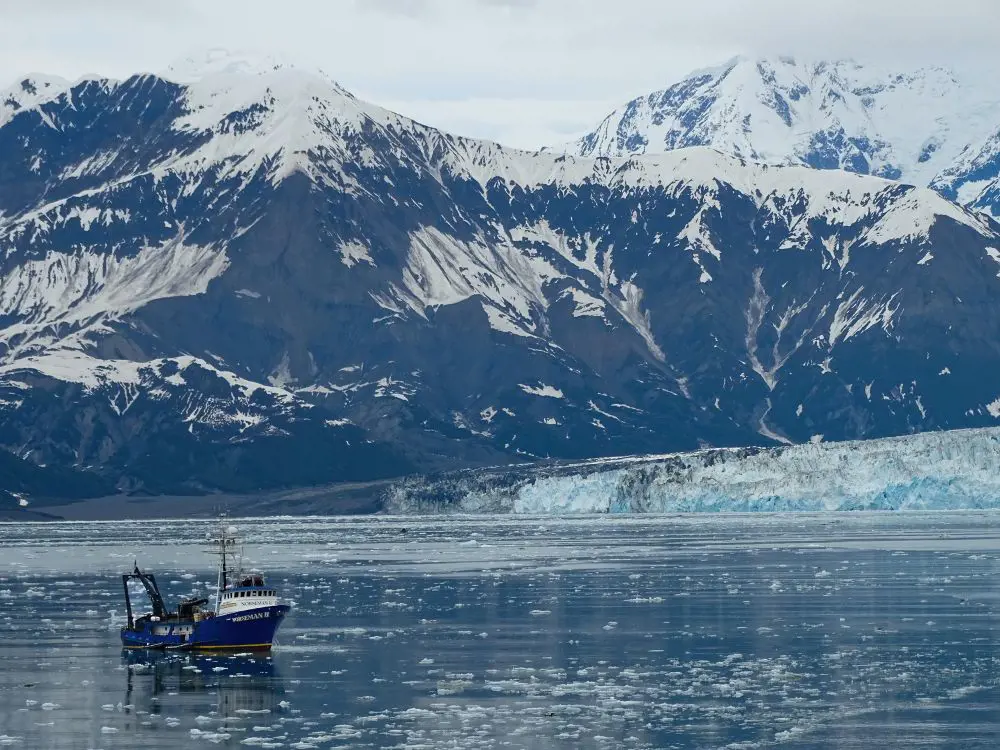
947 685 985 699
399 708 438 719
191 728 233 742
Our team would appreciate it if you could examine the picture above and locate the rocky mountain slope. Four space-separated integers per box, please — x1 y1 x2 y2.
3 52 1000 499
563 56 1000 218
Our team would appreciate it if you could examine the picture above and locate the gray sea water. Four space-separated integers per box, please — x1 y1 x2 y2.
1 513 999 749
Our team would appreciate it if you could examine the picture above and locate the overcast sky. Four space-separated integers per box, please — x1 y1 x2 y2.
2 0 996 148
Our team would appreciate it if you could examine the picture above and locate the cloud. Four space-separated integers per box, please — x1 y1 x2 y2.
375 94 619 149
0 0 996 148
363 0 536 14
478 0 538 7
361 0 433 18
1 0 195 23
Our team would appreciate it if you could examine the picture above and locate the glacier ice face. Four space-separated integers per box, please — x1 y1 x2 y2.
384 427 1000 514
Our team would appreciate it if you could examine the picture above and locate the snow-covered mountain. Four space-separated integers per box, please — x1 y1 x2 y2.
1 74 69 128
563 56 1000 217
384 426 1000 513
4 51 1000 499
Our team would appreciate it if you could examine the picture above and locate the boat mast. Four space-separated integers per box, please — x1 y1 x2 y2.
213 518 231 615
210 520 240 615
220 522 228 590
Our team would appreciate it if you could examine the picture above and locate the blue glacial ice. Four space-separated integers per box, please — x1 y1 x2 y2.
384 427 1000 513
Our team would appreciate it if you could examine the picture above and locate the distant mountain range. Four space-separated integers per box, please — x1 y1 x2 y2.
3 51 1000 505
560 56 1000 218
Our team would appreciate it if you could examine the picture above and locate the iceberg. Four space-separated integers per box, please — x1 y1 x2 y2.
383 427 1000 514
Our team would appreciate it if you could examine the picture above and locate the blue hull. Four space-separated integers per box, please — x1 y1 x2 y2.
122 605 290 651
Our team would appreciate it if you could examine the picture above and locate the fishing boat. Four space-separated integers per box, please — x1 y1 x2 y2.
120 523 289 651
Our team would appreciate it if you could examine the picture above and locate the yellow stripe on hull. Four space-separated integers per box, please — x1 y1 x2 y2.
123 643 274 651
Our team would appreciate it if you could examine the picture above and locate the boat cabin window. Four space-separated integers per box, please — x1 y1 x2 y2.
222 589 273 601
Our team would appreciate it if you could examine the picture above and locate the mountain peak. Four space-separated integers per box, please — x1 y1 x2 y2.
0 73 71 127
564 56 1000 204
163 48 307 83
161 47 355 98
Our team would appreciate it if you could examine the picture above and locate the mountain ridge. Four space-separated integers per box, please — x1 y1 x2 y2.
559 55 1000 218
4 56 1000 503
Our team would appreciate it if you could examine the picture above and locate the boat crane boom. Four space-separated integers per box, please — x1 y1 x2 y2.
122 564 167 629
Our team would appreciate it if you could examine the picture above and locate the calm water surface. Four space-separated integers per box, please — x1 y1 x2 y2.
1 513 999 749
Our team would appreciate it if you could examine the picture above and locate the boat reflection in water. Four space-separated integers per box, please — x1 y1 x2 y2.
122 650 285 727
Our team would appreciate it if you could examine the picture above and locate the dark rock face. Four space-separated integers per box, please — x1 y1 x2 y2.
3 65 1000 499
0 447 115 508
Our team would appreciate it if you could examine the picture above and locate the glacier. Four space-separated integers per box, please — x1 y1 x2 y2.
382 427 1000 514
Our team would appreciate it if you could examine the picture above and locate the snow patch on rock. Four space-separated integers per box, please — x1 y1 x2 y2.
520 384 564 399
